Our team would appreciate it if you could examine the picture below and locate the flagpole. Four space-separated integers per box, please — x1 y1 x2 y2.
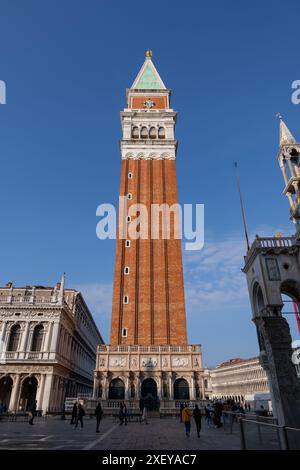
234 162 250 251
292 301 300 334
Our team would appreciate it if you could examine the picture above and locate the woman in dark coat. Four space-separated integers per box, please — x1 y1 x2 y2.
119 401 127 426
70 402 78 425
193 404 202 438
95 402 103 433
75 403 85 429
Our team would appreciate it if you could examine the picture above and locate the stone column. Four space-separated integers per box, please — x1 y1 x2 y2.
286 156 296 178
9 374 21 412
134 375 140 400
63 332 69 360
53 376 59 411
201 377 205 399
279 162 289 186
36 374 46 411
157 376 162 400
0 321 7 354
20 322 31 354
190 375 195 400
41 374 53 414
104 375 109 400
59 378 66 410
66 334 71 362
125 374 130 400
168 374 173 400
160 373 164 400
93 373 99 399
256 315 300 427
45 322 53 352
50 322 60 352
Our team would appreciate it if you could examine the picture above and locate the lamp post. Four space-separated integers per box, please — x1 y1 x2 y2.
61 380 68 420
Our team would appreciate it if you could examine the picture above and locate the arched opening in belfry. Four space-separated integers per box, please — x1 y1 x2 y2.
31 325 44 352
7 324 21 352
0 376 13 409
141 378 157 398
253 282 265 315
174 378 190 400
149 127 157 139
132 126 139 139
158 127 165 139
19 376 38 411
108 378 125 400
140 127 148 139
282 147 300 180
280 281 300 345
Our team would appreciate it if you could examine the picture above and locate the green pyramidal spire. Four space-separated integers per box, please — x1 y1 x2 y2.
135 63 163 89
132 51 166 90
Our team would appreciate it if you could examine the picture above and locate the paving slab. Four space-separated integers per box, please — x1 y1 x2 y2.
0 415 241 450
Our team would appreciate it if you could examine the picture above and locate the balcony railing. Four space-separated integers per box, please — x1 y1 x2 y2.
0 296 67 305
0 351 56 361
245 235 295 266
97 344 201 353
253 236 294 249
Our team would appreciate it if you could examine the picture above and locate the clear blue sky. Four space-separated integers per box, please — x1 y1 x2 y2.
0 0 299 366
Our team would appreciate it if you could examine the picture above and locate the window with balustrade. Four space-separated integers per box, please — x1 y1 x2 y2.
7 324 21 351
31 324 44 351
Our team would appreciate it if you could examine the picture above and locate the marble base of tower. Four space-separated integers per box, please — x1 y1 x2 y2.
93 344 204 410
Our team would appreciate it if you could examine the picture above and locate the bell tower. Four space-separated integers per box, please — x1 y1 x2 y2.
110 50 187 346
94 52 203 407
243 117 300 430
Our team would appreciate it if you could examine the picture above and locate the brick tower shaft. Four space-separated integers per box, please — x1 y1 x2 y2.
110 51 187 346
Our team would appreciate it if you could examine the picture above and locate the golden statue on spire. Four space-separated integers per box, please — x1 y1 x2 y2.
146 49 152 58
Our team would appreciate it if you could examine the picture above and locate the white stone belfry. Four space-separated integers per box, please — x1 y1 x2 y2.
243 116 300 432
277 116 300 224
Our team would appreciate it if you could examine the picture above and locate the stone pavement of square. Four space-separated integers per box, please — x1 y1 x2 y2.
0 416 241 450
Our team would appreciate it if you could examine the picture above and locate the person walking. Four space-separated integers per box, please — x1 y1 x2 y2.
123 402 128 425
75 403 85 429
193 404 202 438
119 402 127 425
179 403 184 422
182 403 192 437
95 402 103 433
139 399 145 422
70 402 78 425
204 405 212 427
28 400 37 425
213 402 222 428
139 398 144 414
140 405 148 424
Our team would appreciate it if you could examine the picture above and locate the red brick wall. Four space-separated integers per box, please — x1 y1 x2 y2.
109 158 187 346
129 96 167 109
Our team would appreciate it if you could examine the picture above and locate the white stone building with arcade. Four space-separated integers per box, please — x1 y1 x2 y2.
0 276 103 413
94 344 205 409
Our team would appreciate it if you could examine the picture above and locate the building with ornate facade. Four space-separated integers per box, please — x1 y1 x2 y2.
243 117 300 427
202 367 213 400
209 357 270 403
94 51 204 407
0 276 103 413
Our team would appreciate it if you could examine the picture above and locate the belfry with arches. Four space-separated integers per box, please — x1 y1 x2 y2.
243 116 300 428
